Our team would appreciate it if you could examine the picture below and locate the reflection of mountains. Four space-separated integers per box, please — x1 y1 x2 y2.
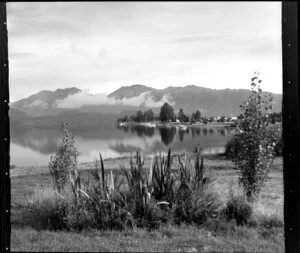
11 125 232 157
11 127 128 155
11 128 61 155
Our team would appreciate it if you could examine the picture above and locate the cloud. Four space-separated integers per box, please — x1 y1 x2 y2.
7 2 282 101
57 91 174 109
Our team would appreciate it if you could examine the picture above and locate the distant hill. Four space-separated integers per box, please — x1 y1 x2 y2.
11 87 81 117
107 84 154 99
108 85 282 117
10 85 282 125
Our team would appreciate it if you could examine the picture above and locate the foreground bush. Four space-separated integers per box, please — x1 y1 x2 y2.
23 146 225 231
24 186 69 230
173 189 221 226
222 194 253 226
173 150 221 225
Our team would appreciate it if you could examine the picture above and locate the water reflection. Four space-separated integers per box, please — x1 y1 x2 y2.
11 124 232 166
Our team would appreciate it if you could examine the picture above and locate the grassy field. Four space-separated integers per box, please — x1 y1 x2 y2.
10 155 284 252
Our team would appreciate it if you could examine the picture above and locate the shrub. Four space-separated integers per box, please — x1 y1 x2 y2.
223 194 253 225
258 215 284 229
49 122 79 192
136 200 171 230
151 149 175 204
85 155 133 230
173 150 220 226
24 186 69 230
120 151 150 217
177 147 211 192
173 188 221 226
224 134 243 159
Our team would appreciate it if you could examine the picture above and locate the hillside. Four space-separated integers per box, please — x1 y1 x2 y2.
10 85 282 123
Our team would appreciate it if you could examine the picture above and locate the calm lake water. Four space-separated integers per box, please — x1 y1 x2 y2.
10 124 233 167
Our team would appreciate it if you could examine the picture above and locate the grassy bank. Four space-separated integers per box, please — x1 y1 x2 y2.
11 223 283 252
10 154 284 252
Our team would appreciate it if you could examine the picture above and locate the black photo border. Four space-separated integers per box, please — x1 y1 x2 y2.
1 2 299 252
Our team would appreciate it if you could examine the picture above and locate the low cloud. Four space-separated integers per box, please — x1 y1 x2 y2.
57 91 174 109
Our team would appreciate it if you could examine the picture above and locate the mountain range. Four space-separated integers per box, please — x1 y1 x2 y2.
10 84 282 125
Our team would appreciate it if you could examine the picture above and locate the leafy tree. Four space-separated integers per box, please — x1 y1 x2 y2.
229 72 279 201
202 117 208 124
191 112 196 123
194 110 201 122
209 117 214 123
190 110 201 123
49 122 79 192
237 114 244 120
144 109 155 122
160 103 175 122
129 114 136 122
135 110 145 122
177 108 188 122
220 116 226 123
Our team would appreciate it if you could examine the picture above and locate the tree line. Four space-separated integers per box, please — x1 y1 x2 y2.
117 103 212 124
118 103 283 125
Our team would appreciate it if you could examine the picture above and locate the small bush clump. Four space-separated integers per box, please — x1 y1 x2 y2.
24 187 69 230
223 194 253 225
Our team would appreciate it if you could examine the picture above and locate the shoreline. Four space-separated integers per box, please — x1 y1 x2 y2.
10 152 283 178
9 152 223 177
118 121 235 128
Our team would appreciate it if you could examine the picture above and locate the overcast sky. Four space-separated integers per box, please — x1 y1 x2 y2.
7 2 282 102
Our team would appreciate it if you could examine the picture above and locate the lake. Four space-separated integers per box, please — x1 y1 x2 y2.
10 124 233 167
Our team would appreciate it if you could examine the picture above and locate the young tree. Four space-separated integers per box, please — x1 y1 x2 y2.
202 117 208 124
129 114 136 122
191 112 196 123
49 122 79 192
177 108 188 122
194 110 201 122
135 110 144 122
229 72 279 201
144 109 155 122
160 103 175 122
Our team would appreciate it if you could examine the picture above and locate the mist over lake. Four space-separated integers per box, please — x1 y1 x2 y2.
11 124 232 167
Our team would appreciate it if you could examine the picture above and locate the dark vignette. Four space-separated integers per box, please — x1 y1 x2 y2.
0 2 10 252
282 2 300 253
0 2 299 253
